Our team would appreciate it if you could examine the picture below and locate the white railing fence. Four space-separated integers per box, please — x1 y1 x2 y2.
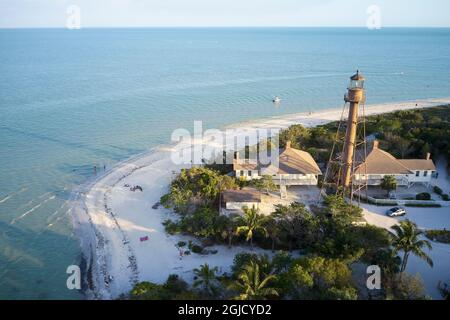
357 193 450 207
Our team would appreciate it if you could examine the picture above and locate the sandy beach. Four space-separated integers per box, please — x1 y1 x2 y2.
70 97 450 300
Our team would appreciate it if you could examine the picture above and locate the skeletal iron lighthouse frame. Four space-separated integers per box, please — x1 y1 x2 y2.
320 71 369 205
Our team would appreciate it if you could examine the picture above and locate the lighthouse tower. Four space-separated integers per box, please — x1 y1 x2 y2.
319 71 368 205
340 71 366 191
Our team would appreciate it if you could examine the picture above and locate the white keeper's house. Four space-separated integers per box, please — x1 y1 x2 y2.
353 140 436 187
233 141 322 186
220 188 261 215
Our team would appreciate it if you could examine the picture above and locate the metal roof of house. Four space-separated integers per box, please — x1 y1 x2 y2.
354 142 436 175
232 159 259 171
222 188 261 203
264 147 322 175
398 159 436 171
233 142 322 175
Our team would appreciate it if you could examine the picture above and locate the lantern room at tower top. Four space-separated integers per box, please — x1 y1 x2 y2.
349 70 365 89
345 70 366 103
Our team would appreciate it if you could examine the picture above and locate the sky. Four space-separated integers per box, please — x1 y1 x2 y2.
0 0 449 28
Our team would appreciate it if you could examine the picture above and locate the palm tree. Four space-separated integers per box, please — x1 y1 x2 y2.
232 261 278 300
391 220 433 273
235 206 268 248
263 216 280 252
380 175 397 197
226 213 240 249
193 264 219 297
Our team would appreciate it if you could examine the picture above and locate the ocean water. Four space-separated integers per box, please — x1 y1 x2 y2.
0 27 450 299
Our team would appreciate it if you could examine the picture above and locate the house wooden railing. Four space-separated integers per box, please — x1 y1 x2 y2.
275 176 318 186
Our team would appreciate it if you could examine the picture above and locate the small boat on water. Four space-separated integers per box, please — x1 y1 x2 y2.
273 96 282 103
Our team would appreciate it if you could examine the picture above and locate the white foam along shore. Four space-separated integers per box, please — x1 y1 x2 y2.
71 98 450 300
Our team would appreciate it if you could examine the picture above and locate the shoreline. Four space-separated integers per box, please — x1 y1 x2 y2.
71 97 450 300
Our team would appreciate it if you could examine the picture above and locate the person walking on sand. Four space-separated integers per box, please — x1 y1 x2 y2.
179 249 183 260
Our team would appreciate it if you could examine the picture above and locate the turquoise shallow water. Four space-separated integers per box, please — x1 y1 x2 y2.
0 27 450 299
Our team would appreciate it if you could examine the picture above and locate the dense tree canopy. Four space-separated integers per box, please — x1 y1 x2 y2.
278 106 450 163
161 167 238 213
284 256 358 300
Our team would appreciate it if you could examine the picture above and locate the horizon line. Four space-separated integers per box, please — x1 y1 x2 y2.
1 25 450 30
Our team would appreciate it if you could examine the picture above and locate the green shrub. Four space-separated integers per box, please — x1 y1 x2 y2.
441 194 449 201
433 186 443 195
425 230 450 244
416 192 431 200
360 197 396 206
405 203 441 208
177 241 187 247
130 281 165 300
191 245 204 254
163 219 181 235
163 274 189 295
130 275 197 300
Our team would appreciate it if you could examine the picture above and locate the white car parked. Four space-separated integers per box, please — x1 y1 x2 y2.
386 207 406 217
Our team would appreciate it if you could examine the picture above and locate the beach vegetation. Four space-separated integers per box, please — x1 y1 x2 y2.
272 202 318 252
229 261 278 300
391 220 433 273
283 256 358 300
405 203 441 208
279 125 335 162
231 253 273 278
216 213 239 248
193 264 220 298
162 219 182 235
380 175 397 197
387 273 430 300
370 248 402 286
433 186 443 195
129 281 166 300
160 167 238 214
263 216 280 252
129 275 198 300
365 107 450 162
415 192 431 201
235 206 268 248
249 175 277 194
425 229 450 244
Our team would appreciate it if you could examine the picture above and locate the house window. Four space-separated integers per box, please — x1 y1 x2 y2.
424 171 428 177
416 171 420 177
248 171 252 177
240 170 244 176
